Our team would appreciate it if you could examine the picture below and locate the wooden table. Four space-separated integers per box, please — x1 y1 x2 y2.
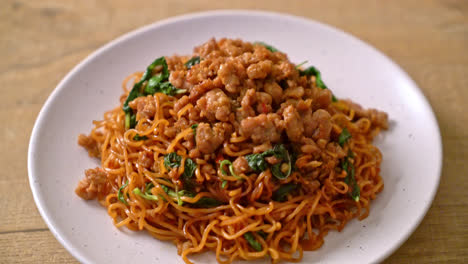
1 0 467 263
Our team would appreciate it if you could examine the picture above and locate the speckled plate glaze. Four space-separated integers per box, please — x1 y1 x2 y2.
28 10 442 264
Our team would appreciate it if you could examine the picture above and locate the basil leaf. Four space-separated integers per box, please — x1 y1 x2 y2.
185 56 201 69
269 144 292 179
191 123 198 136
245 144 293 179
118 181 129 205
133 134 148 141
254 41 278 52
338 127 352 147
295 60 308 69
221 180 228 189
123 56 187 130
192 197 223 208
299 66 338 102
299 66 327 88
182 158 197 179
133 188 159 201
191 123 198 144
160 185 222 208
220 160 241 180
272 183 299 202
123 57 167 114
257 230 268 240
158 82 186 96
164 152 182 169
342 155 360 202
160 184 178 198
245 153 269 172
244 232 262 252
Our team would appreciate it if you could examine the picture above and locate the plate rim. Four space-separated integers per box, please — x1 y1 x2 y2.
28 9 443 264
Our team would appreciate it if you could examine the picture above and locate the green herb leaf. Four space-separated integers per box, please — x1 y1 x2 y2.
133 188 159 201
338 128 352 147
295 60 308 69
164 152 197 189
123 57 167 114
269 144 292 179
185 56 201 69
191 124 198 136
220 160 231 175
299 66 339 101
164 152 182 169
159 82 187 96
272 183 299 202
257 230 268 240
192 197 223 208
244 232 263 252
182 158 197 180
220 160 241 179
133 134 148 141
245 153 269 172
299 66 327 89
221 180 228 189
118 181 129 205
254 41 278 52
123 56 187 130
191 123 198 144
159 185 222 208
245 144 293 179
342 155 360 202
160 184 178 198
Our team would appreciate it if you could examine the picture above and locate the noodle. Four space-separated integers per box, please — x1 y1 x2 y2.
75 38 388 263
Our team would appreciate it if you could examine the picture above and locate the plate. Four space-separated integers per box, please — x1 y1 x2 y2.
28 10 442 264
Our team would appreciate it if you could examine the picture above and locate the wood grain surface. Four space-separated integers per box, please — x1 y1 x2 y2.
1 0 467 263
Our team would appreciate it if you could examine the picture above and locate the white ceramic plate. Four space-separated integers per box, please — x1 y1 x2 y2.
28 10 442 264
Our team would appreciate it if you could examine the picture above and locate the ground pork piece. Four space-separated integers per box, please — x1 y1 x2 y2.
283 105 304 142
201 163 216 176
218 39 246 57
300 138 321 155
196 123 230 154
78 134 100 158
247 60 272 79
218 60 246 94
169 70 186 89
189 78 222 102
138 151 154 169
367 109 389 129
218 62 240 93
326 142 347 159
314 89 332 109
236 89 256 121
241 89 256 107
194 38 219 57
343 99 366 116
196 89 231 122
128 96 156 120
240 113 283 143
174 95 190 113
303 109 332 141
75 168 110 200
255 92 273 114
344 99 389 129
283 86 305 99
188 105 202 121
263 81 283 105
232 156 250 175
236 106 255 122
272 61 297 80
